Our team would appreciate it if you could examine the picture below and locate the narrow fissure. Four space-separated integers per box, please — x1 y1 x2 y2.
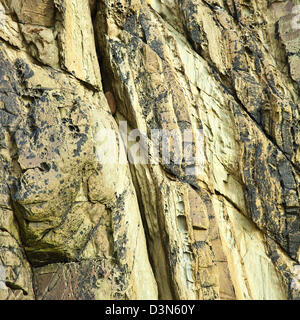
91 7 176 299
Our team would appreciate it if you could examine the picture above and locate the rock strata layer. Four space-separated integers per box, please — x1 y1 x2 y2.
0 0 299 300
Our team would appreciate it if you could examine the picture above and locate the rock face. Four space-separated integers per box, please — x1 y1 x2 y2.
0 0 299 300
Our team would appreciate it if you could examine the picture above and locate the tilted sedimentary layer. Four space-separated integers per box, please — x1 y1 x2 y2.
0 0 299 300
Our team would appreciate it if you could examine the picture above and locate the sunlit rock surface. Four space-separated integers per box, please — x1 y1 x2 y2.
0 0 299 300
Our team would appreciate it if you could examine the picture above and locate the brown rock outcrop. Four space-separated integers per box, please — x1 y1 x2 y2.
0 0 299 300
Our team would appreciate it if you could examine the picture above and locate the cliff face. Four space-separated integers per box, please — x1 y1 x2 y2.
0 0 299 300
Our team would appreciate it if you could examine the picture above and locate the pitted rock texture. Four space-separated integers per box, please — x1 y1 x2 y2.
0 0 299 300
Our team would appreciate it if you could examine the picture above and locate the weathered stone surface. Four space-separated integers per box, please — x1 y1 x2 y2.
20 25 59 68
55 0 102 88
0 0 299 300
7 0 55 27
33 259 129 300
